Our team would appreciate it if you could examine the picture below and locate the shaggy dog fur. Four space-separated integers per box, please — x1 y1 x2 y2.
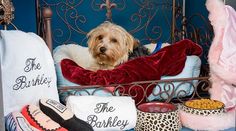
86 22 137 71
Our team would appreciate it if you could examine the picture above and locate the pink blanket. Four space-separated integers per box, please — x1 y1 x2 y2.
207 0 236 110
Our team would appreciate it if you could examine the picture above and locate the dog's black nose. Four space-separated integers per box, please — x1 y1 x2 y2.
100 47 107 53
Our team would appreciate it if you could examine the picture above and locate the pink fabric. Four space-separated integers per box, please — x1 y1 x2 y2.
180 110 235 130
207 0 236 110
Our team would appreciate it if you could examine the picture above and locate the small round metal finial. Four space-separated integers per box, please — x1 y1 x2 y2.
42 7 52 19
0 0 14 25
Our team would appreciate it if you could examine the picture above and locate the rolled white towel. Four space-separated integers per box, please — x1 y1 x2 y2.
66 96 137 131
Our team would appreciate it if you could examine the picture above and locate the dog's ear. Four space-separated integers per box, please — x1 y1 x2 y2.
125 32 137 53
87 27 98 47
87 28 96 39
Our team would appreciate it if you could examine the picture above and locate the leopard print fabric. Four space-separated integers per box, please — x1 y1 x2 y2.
181 105 225 116
135 110 181 131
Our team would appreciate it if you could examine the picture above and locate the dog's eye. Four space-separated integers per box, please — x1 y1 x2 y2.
97 35 103 40
111 38 117 43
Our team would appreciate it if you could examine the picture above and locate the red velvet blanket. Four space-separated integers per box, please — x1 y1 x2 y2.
61 39 202 103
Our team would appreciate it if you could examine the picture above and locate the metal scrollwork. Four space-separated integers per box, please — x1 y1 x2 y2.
41 0 87 45
129 0 173 43
39 0 175 45
0 0 14 25
58 77 211 105
174 0 213 65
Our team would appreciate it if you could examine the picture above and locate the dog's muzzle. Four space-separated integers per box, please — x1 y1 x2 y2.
99 47 107 53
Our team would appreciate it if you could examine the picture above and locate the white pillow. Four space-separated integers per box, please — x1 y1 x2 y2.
0 30 59 116
66 96 137 131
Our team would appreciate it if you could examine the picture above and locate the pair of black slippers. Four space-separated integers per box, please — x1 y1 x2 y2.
39 99 94 131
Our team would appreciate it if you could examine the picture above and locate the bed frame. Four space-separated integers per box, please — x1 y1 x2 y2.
0 0 212 130
37 0 212 105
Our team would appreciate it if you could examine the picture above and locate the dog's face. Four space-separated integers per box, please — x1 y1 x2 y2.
87 22 137 67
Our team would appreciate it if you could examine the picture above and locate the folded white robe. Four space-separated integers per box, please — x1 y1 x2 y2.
0 30 59 116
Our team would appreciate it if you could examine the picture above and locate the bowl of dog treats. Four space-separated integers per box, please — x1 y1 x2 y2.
181 98 225 116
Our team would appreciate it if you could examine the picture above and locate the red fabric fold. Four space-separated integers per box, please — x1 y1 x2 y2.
61 39 202 104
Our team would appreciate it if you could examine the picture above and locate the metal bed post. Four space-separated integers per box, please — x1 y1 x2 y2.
42 7 53 53
172 0 176 43
35 0 41 35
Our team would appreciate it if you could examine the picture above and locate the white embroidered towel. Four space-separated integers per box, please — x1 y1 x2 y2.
66 96 137 131
0 30 59 116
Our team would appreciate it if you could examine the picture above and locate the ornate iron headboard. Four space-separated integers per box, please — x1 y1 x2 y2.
36 0 213 66
37 0 177 47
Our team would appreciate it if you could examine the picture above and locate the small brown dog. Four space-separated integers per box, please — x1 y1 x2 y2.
87 21 137 71
53 22 138 71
